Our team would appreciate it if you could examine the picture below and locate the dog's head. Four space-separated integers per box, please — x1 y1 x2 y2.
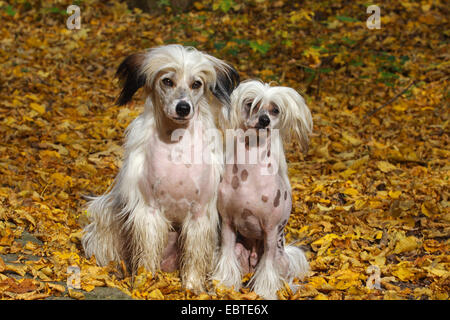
230 80 313 152
115 44 239 125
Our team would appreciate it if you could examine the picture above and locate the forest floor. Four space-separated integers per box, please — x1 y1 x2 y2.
0 0 448 299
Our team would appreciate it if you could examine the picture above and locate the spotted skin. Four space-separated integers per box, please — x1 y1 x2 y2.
218 133 293 280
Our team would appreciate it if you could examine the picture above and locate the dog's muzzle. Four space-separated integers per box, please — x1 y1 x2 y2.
257 114 270 128
175 101 191 117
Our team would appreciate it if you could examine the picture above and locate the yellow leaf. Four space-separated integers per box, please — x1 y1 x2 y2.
375 231 383 240
193 1 204 10
50 172 73 187
340 168 356 179
82 284 96 292
394 235 420 254
312 234 341 246
68 289 85 300
39 150 61 159
354 199 366 210
260 69 274 77
392 262 415 281
317 203 335 212
148 288 164 300
421 202 435 217
389 190 402 199
47 283 66 293
314 293 328 300
343 188 359 197
377 161 397 173
5 263 27 276
196 293 211 300
312 184 325 193
349 155 369 170
30 102 46 114
423 266 448 278
0 256 5 272
329 270 361 290
342 132 362 146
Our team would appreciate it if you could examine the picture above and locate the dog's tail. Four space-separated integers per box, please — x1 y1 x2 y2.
284 244 310 282
81 194 123 266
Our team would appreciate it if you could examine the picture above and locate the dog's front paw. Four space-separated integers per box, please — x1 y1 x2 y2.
184 278 206 295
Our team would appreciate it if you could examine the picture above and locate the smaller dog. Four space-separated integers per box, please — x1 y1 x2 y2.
213 80 312 299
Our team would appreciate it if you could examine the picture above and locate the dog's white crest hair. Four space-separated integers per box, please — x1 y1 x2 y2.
228 80 313 152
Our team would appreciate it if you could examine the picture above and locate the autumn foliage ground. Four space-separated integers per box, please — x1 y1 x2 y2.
0 0 448 300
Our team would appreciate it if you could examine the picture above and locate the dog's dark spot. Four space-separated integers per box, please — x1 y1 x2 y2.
219 175 223 183
185 164 192 168
267 163 272 168
196 189 199 195
267 149 271 157
284 191 287 200
242 208 253 218
273 189 281 207
261 195 268 202
160 190 165 196
241 169 248 181
179 181 183 186
233 164 238 174
231 176 240 189
277 234 285 250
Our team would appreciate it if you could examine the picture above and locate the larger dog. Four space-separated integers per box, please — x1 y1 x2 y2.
82 45 239 292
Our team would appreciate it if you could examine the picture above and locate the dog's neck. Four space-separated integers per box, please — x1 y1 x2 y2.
147 98 201 143
157 114 200 143
228 128 288 183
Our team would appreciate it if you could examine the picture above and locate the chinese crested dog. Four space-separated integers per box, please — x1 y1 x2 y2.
213 80 312 299
82 44 239 292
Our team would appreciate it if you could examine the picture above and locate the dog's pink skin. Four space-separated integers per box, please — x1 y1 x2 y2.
218 137 291 275
160 231 180 272
142 121 215 271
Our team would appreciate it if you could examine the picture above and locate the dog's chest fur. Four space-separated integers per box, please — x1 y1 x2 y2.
143 126 215 225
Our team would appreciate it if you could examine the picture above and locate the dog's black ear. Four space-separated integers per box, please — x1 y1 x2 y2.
116 53 147 106
212 64 240 105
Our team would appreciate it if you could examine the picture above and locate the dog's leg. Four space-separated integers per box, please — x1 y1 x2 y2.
211 218 243 290
129 204 170 274
179 207 218 293
160 229 180 272
249 228 282 300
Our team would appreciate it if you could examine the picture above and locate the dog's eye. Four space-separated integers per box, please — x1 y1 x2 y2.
245 101 253 109
162 78 174 87
272 107 280 115
191 80 202 89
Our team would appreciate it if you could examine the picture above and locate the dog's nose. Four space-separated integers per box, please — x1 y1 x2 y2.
258 114 270 128
175 101 191 117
